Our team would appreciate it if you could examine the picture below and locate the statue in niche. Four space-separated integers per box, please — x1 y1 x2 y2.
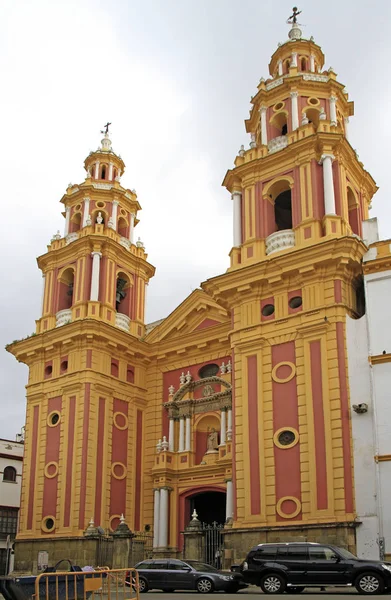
206 428 219 453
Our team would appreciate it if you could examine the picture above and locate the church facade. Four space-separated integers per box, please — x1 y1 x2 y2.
8 16 391 570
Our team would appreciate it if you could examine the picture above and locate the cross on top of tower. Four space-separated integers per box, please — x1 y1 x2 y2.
101 122 111 135
287 6 301 25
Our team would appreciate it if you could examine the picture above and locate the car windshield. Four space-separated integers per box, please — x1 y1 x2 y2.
337 548 358 560
186 561 218 573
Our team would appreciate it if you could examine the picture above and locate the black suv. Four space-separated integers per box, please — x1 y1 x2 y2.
239 542 391 594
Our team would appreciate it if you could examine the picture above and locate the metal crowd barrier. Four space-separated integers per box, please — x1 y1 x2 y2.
0 567 139 600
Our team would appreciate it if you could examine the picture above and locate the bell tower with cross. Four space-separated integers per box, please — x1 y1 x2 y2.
8 127 155 543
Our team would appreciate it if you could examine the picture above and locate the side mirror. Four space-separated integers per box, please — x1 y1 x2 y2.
332 555 340 562
182 566 192 571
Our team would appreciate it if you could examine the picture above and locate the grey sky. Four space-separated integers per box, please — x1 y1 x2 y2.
1 0 390 438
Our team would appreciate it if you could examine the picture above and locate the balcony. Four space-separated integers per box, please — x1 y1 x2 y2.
116 312 130 332
266 230 295 255
268 135 288 154
119 237 131 250
56 309 72 327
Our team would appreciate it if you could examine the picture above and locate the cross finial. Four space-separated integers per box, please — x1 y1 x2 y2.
287 6 301 24
100 122 111 135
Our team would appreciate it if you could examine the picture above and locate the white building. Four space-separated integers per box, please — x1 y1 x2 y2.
0 436 24 574
347 218 391 560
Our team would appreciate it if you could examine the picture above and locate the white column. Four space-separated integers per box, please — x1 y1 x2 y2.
64 207 71 237
344 117 350 141
168 419 175 452
290 91 299 131
310 54 315 72
129 213 136 243
108 162 114 181
320 154 336 215
226 480 233 522
185 415 191 451
232 191 242 247
94 162 100 179
41 274 46 315
82 197 90 228
179 417 185 452
227 409 232 441
90 251 102 301
278 59 283 76
260 106 268 145
110 200 119 230
158 487 169 547
329 95 337 126
291 52 298 68
220 410 226 446
153 489 160 548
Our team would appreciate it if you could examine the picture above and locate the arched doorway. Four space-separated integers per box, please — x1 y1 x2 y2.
190 490 226 525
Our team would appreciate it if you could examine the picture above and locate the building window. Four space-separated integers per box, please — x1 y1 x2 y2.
0 508 18 536
198 364 219 379
3 466 16 483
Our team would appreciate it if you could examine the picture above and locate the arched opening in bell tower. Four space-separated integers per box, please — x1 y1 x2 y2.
57 267 75 311
347 187 360 236
116 272 131 316
274 190 293 230
270 111 288 139
118 217 128 238
70 212 81 233
305 107 320 129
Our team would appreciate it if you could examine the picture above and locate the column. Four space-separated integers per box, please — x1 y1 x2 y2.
64 207 71 237
290 91 299 131
153 489 160 548
158 487 169 547
108 162 114 181
277 59 283 76
185 415 191 451
232 191 242 247
260 106 268 145
90 251 102 301
226 480 233 522
94 162 100 179
110 200 119 230
227 409 232 441
168 419 175 452
82 197 90 228
329 95 337 126
310 54 315 72
220 410 226 446
291 52 298 68
320 154 336 215
129 213 136 243
41 274 46 315
179 417 185 452
344 117 350 141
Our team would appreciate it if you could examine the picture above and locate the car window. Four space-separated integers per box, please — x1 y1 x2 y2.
276 547 287 557
186 561 217 572
308 547 338 561
337 548 357 559
168 561 188 570
150 561 168 570
286 546 308 560
253 546 278 561
135 561 153 569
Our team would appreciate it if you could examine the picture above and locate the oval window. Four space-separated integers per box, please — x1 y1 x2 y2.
289 296 303 309
198 364 219 379
262 304 275 317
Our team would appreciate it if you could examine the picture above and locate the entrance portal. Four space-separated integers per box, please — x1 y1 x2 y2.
190 491 226 525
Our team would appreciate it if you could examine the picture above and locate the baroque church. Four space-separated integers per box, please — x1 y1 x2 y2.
8 12 391 570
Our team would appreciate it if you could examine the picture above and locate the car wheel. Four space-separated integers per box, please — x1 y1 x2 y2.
138 577 149 593
260 573 286 594
196 578 214 593
355 572 385 595
286 587 305 594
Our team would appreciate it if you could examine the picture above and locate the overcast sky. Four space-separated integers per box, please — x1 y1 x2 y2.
0 0 390 439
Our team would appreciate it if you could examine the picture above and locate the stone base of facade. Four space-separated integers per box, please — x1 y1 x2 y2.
221 521 357 568
13 535 145 575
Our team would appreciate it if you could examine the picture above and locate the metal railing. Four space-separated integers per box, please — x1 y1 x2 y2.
0 567 139 600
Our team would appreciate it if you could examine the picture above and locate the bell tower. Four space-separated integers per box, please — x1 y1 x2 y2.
8 128 155 551
203 11 377 549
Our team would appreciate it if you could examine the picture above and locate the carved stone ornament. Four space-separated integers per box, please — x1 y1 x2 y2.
202 384 214 398
179 372 186 386
220 362 227 374
96 212 103 224
156 439 162 453
86 214 92 226
168 385 175 396
161 436 169 451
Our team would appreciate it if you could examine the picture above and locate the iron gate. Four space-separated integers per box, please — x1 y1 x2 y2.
202 522 224 567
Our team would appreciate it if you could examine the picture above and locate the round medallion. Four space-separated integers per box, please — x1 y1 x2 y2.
111 462 127 480
44 462 59 479
276 496 301 519
113 412 128 430
271 362 296 383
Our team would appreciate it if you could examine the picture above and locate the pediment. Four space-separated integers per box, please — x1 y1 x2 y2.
145 289 229 343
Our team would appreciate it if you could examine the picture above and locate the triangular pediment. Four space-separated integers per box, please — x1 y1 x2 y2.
145 289 229 343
